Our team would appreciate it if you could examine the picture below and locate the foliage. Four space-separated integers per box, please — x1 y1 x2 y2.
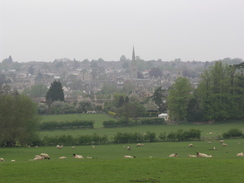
23 84 48 98
46 80 64 108
151 87 167 112
75 100 93 113
0 94 40 147
167 128 201 141
39 120 94 130
167 77 193 121
196 61 244 121
149 67 163 78
222 128 243 139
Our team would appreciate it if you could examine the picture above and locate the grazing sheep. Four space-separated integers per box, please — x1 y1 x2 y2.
123 155 136 158
73 154 83 159
213 147 216 150
207 141 211 144
188 154 197 158
71 146 75 149
0 158 5 161
136 143 144 147
169 153 178 157
236 152 244 157
196 152 212 158
59 156 67 159
188 143 193 147
87 156 93 159
11 160 16 162
40 153 50 159
127 146 131 150
92 145 95 149
219 140 224 143
222 143 228 147
56 145 63 149
33 155 44 160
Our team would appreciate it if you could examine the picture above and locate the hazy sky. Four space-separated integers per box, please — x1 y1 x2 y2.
1 0 244 62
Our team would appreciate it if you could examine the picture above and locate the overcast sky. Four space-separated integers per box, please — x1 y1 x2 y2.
1 0 244 62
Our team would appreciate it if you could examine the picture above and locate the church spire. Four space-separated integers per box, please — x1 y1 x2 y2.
132 46 135 62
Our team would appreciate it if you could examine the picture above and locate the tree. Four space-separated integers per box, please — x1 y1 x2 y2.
149 67 163 78
151 87 167 112
117 96 124 108
46 80 64 108
23 84 48 98
167 77 193 121
0 94 40 147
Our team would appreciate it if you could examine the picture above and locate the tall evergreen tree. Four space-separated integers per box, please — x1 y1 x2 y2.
46 80 64 108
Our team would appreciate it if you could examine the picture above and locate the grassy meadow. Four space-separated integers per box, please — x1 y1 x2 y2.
1 114 244 182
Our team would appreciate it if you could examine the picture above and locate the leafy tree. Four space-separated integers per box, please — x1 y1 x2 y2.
149 67 163 78
151 87 167 112
118 102 146 120
23 84 48 98
46 80 64 108
0 94 40 147
167 77 193 121
76 100 93 113
118 96 124 107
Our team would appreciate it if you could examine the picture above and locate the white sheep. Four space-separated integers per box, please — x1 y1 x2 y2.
136 143 144 147
188 154 197 157
73 154 83 159
0 158 5 161
127 146 131 150
188 143 193 147
207 141 211 144
59 156 67 159
196 152 212 158
222 143 228 147
123 155 136 158
87 156 93 159
71 146 75 149
169 153 178 157
219 140 224 143
40 153 50 159
33 155 44 160
56 145 63 149
11 160 16 162
236 152 244 157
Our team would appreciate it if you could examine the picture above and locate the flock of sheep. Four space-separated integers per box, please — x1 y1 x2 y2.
0 140 243 162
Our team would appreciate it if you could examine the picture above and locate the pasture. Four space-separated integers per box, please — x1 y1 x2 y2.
1 140 244 183
2 114 242 182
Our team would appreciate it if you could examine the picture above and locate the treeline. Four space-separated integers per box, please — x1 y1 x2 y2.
35 128 201 146
167 62 244 122
39 120 94 130
103 118 165 128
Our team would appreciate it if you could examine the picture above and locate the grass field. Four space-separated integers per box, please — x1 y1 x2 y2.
39 114 244 141
1 140 244 183
1 114 242 182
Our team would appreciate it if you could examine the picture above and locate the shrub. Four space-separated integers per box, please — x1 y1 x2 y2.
222 128 243 139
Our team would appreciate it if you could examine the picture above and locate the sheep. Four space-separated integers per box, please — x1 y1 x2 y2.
236 152 244 157
73 154 83 159
188 154 197 158
87 156 93 159
207 141 211 144
33 155 44 160
188 143 193 147
222 143 228 147
169 153 178 157
127 146 131 150
0 158 5 161
59 156 67 159
40 153 50 159
71 146 75 149
219 140 224 143
196 152 212 158
123 155 136 158
213 147 216 150
11 160 16 162
92 145 95 149
136 143 144 147
56 145 63 149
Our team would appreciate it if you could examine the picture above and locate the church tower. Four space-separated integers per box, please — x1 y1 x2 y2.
130 47 137 81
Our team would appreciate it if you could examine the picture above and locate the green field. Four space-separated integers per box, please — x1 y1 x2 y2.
1 114 242 182
39 114 244 141
1 140 244 183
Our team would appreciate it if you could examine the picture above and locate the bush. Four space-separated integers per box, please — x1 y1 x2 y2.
222 128 243 139
39 120 94 130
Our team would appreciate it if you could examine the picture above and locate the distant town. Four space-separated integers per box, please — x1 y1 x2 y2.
0 51 243 107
